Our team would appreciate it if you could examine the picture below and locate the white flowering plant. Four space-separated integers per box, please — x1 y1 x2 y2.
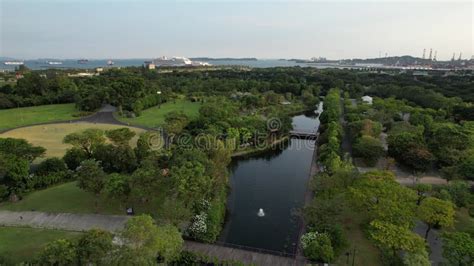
188 212 208 238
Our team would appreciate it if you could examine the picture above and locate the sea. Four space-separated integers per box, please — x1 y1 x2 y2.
0 59 356 71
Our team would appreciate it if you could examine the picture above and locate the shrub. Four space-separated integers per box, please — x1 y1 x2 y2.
0 185 8 201
36 158 67 176
301 231 335 263
203 193 226 242
188 212 208 239
63 148 88 170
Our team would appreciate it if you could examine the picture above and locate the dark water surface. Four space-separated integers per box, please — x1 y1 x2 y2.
220 103 322 253
1 59 348 70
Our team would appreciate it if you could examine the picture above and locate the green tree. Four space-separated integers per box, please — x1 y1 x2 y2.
402 145 434 172
164 111 190 135
429 123 470 167
226 127 240 150
413 183 432 205
0 138 45 162
445 181 472 207
63 147 88 170
35 157 67 176
369 220 425 257
442 232 474 266
239 127 252 144
106 128 136 146
352 135 385 166
387 132 421 161
350 171 417 227
0 154 29 197
93 144 137 173
129 165 161 203
155 224 183 263
119 215 183 263
134 131 161 161
63 129 106 156
459 151 474 180
76 229 113 265
75 159 106 212
403 248 431 266
104 173 130 207
120 215 159 261
171 161 212 207
418 197 455 239
36 239 76 265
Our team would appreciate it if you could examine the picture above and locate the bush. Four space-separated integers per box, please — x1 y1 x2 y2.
0 185 8 201
301 231 335 263
63 148 88 170
187 212 207 239
203 192 226 242
36 158 67 176
26 172 70 189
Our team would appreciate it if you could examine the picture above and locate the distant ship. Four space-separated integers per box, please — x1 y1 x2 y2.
150 56 210 67
107 60 114 65
4 61 24 65
152 56 192 67
48 61 63 65
77 59 89 64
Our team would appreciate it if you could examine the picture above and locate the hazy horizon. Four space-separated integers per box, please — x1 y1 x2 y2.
1 0 472 60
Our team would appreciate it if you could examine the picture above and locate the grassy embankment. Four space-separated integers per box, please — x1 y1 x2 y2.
118 99 201 128
0 104 78 131
0 227 82 264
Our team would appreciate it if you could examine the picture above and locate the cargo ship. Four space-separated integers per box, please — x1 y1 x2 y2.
77 59 89 64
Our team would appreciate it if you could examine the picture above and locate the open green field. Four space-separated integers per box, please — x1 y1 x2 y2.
0 123 145 158
0 182 123 215
0 227 81 263
0 104 78 131
118 99 201 128
0 181 171 218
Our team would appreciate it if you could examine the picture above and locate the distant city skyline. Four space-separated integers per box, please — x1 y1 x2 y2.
1 0 472 60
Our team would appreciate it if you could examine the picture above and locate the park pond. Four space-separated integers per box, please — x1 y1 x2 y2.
220 103 323 254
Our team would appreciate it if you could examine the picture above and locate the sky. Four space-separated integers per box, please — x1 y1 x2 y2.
1 0 472 60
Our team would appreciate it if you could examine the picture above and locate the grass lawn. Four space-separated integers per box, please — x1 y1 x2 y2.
0 104 78 131
336 208 382 265
0 181 172 218
0 123 145 158
0 227 81 263
0 182 124 215
118 99 201 128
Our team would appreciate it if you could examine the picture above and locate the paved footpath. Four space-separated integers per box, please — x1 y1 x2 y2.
0 210 304 266
0 210 130 232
